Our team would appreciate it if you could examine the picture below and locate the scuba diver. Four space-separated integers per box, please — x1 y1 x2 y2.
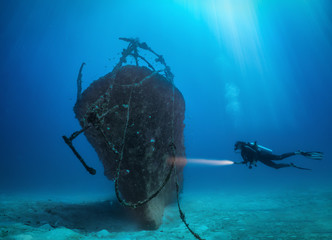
234 141 323 170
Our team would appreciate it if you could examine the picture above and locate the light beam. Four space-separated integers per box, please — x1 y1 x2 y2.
172 157 234 167
187 158 234 166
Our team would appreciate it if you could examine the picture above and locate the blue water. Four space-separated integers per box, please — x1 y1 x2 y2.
1 0 331 205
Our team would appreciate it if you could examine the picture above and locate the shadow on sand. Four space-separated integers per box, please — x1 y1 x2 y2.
0 197 138 233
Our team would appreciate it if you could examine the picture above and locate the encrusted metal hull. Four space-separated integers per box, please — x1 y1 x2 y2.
73 65 186 229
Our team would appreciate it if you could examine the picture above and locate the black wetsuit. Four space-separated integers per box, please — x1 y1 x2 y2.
241 144 295 169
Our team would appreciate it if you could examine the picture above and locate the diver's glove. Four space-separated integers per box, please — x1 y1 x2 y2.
234 161 246 165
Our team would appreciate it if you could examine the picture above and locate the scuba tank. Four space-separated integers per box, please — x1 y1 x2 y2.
249 142 273 154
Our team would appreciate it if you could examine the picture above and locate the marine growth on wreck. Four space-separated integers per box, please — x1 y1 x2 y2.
63 37 191 230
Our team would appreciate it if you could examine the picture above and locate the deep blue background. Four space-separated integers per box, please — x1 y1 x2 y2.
1 0 331 196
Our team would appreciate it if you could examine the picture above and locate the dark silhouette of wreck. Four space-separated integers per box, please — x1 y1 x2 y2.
63 38 186 230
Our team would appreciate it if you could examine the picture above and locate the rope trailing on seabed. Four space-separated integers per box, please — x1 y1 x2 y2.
63 38 204 240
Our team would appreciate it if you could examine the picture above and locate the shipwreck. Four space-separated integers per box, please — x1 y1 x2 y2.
63 38 186 230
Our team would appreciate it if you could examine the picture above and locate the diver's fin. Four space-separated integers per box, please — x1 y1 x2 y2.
290 163 311 170
301 151 324 160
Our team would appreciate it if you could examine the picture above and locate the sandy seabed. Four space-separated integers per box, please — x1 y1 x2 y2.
1 187 332 240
